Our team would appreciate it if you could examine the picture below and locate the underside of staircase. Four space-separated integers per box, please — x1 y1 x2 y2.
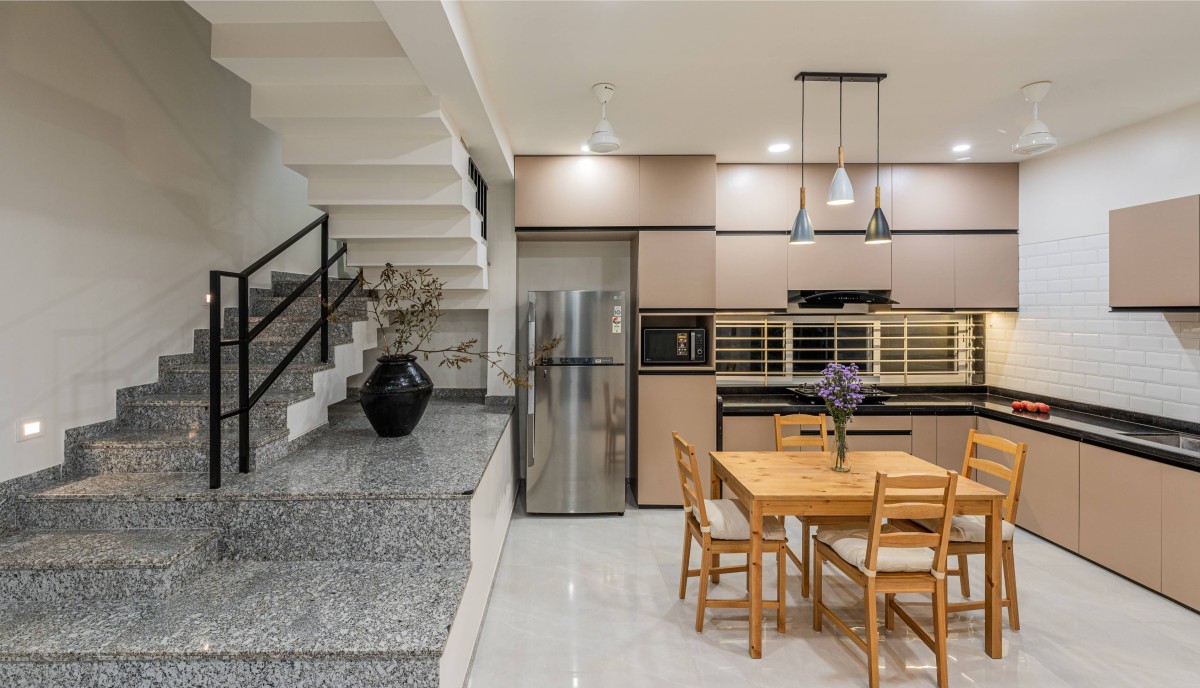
0 272 507 687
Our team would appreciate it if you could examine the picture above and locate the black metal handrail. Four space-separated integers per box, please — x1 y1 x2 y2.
207 213 362 489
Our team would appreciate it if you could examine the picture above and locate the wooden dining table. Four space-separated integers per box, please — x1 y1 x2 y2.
710 450 1007 660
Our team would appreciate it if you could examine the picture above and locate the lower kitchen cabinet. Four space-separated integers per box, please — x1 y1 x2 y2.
934 415 976 470
976 418 1080 551
1079 444 1163 591
637 374 716 506
721 415 776 451
911 416 937 465
843 415 912 454
1162 464 1200 610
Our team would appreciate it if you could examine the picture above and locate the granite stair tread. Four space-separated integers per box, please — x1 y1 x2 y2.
0 528 218 570
78 427 289 449
124 391 315 408
0 560 468 660
169 362 336 375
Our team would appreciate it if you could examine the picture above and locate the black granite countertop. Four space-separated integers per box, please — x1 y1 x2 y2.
718 386 1200 472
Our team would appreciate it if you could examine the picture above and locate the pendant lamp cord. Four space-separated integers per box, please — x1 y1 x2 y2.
801 78 806 188
838 78 844 149
876 78 881 186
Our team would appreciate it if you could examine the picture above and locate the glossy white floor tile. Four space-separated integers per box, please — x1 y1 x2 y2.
468 503 1200 687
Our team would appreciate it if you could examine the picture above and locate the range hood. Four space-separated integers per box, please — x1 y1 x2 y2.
787 290 897 308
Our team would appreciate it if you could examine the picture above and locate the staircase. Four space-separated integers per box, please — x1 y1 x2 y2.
0 271 513 686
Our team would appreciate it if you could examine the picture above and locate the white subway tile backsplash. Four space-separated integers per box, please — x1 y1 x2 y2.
988 233 1197 424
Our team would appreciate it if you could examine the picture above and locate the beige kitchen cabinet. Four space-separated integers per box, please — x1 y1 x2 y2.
1109 195 1200 308
785 164 892 232
890 234 957 309
637 374 717 506
639 156 717 227
911 416 937 465
715 164 791 232
722 415 776 452
515 156 640 227
954 234 1019 309
976 418 1080 551
891 164 1018 231
716 234 789 310
1162 464 1200 610
1079 444 1163 590
637 230 716 309
934 415 977 471
788 234 891 291
842 415 912 454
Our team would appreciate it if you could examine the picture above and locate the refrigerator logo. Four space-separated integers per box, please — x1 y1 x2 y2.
612 306 622 334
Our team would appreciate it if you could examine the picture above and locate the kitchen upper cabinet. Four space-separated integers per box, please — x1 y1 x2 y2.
1079 444 1163 590
639 156 717 227
638 230 716 309
515 156 640 227
785 164 892 232
891 164 1018 230
716 164 791 231
1162 464 1200 611
955 234 1019 309
890 235 957 309
637 374 717 506
788 235 891 291
1109 195 1200 308
976 418 1080 551
716 234 789 310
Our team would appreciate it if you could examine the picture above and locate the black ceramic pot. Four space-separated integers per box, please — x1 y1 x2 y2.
359 355 434 437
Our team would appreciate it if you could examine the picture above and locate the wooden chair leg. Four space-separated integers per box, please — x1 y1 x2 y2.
812 547 824 632
695 547 711 632
957 554 971 597
865 580 880 688
1003 540 1021 631
711 552 721 585
884 593 895 630
933 579 949 688
801 520 812 598
777 545 787 633
678 528 692 600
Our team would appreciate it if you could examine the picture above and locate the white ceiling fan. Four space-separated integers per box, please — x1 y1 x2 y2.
1012 81 1058 156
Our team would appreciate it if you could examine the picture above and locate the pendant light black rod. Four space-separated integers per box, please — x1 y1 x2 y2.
838 77 843 149
876 79 881 186
801 78 805 187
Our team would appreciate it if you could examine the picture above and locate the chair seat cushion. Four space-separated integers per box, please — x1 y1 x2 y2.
701 499 786 541
916 515 1015 543
816 525 934 576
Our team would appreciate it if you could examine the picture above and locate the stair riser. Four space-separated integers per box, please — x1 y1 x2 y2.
117 405 287 432
72 436 289 475
0 537 216 603
221 312 357 339
249 297 368 320
20 499 470 563
0 657 439 688
157 368 316 396
271 279 365 299
194 335 349 367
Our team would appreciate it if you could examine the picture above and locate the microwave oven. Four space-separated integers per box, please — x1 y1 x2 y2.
642 328 706 365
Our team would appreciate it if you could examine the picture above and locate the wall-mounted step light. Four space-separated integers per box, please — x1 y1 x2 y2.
17 418 43 441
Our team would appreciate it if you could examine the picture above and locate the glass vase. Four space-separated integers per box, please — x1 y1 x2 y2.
832 420 850 472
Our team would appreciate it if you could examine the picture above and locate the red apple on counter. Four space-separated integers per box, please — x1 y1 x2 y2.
1024 401 1039 412
1011 401 1024 411
1036 402 1050 413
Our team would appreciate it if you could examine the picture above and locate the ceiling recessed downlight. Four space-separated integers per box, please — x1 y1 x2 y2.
768 143 791 153
952 144 971 153
956 156 971 162
580 144 589 152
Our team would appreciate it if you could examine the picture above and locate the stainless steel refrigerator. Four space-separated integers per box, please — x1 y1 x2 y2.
525 290 627 514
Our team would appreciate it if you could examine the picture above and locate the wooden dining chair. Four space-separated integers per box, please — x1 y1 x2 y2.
813 471 959 688
774 413 863 598
672 432 789 634
942 429 1027 630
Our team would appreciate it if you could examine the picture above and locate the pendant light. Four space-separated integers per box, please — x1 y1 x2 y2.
827 77 854 206
864 78 892 244
789 78 815 244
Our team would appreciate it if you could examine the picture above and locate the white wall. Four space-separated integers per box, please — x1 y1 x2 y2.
988 102 1200 421
485 184 518 398
0 2 319 483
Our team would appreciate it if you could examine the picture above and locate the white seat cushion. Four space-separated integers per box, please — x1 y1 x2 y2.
699 499 786 541
816 525 934 576
916 515 1015 543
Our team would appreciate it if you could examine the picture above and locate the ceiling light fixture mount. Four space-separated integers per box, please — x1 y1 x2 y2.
586 83 620 154
795 72 888 207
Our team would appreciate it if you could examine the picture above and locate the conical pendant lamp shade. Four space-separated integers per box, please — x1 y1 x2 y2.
864 186 891 244
790 188 815 244
827 164 854 205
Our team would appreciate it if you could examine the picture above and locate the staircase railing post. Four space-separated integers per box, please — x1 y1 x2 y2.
208 271 222 489
238 275 250 473
320 217 329 364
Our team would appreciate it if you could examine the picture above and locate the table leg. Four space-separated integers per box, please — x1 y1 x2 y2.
749 501 763 658
984 499 1003 658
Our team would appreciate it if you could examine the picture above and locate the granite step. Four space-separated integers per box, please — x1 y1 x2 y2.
0 560 462 686
248 295 368 320
0 528 218 602
116 392 308 431
157 361 333 395
221 308 360 338
271 276 366 299
193 330 353 366
70 427 290 475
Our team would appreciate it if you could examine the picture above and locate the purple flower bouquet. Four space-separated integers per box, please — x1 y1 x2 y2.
815 362 865 472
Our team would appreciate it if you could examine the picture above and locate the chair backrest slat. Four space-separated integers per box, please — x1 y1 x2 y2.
863 471 959 576
774 413 828 451
878 531 942 549
960 428 1028 523
881 502 947 520
672 432 709 531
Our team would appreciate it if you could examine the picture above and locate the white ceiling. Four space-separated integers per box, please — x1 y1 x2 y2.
460 1 1200 163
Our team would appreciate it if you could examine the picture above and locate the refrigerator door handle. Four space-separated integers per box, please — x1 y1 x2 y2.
527 320 536 415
